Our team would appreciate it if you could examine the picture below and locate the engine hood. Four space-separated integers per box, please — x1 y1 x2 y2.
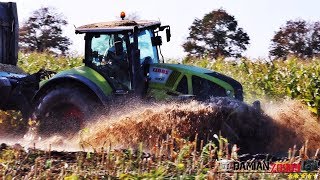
149 63 243 101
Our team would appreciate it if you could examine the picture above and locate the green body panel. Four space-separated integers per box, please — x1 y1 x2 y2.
147 63 235 100
40 63 237 102
158 64 233 91
42 66 113 96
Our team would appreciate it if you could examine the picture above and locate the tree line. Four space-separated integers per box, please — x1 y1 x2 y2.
19 7 320 60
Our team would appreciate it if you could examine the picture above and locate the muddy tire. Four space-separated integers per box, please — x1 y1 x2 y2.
32 84 101 137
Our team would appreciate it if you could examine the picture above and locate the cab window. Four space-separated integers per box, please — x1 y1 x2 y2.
130 29 159 64
90 34 130 90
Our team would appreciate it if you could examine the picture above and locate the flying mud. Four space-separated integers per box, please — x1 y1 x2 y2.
1 98 320 155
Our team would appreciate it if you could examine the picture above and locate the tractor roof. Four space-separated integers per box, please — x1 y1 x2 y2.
75 20 161 34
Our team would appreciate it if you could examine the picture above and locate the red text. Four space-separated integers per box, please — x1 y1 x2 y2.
152 68 168 74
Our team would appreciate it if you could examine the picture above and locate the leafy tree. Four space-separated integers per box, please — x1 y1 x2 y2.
270 20 320 59
19 7 71 55
183 9 250 59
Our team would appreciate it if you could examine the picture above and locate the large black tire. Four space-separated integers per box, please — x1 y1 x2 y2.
32 84 101 137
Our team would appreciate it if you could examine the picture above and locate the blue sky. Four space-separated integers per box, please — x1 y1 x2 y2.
13 0 320 59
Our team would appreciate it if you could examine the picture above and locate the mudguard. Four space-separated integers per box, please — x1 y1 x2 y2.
34 66 113 106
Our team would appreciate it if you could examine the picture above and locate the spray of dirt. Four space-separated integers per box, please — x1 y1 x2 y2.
263 100 320 154
80 98 320 154
1 98 319 155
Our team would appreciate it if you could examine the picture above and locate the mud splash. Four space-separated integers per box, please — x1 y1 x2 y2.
264 100 320 154
81 98 320 154
1 98 320 154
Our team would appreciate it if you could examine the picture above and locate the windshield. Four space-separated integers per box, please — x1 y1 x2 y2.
131 29 159 64
91 34 127 57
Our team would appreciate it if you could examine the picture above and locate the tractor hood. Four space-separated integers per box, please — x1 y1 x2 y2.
149 63 243 101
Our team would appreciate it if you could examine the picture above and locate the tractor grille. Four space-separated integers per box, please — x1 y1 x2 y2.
165 71 181 88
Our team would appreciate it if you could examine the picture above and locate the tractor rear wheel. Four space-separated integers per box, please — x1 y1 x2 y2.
32 85 101 137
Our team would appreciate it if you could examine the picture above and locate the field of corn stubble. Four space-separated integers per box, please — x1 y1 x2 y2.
0 52 320 179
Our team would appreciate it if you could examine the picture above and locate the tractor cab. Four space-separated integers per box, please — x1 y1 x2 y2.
75 14 171 95
72 13 243 102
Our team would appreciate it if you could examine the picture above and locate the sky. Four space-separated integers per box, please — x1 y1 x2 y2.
11 0 320 59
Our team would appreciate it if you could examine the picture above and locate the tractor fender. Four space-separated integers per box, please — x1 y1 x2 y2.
33 74 111 107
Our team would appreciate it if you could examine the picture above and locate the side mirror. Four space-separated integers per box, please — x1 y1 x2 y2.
166 27 171 42
159 25 171 42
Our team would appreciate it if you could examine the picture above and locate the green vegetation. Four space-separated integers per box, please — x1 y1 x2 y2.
184 57 320 116
269 20 320 59
183 9 250 59
19 7 71 54
17 52 83 73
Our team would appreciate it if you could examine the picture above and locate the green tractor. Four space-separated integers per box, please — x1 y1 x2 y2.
1 5 251 137
31 14 245 135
